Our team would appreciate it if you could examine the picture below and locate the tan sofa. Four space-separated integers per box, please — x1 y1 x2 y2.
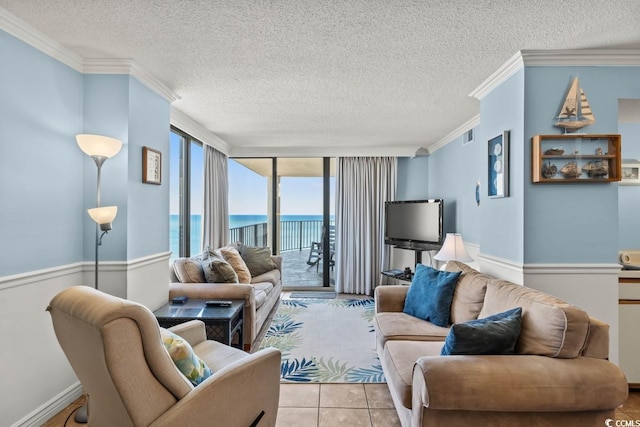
374 261 628 427
170 254 282 350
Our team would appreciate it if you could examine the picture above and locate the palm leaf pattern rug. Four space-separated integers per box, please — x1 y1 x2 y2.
259 298 385 383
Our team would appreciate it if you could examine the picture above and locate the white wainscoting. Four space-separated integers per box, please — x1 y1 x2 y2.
1 251 171 427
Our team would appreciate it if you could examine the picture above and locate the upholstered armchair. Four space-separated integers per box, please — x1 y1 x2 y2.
47 286 281 427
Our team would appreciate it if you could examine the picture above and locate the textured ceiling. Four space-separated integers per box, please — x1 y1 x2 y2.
2 1 639 153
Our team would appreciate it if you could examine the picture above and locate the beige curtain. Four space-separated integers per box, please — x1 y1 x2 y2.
202 145 229 250
335 157 397 295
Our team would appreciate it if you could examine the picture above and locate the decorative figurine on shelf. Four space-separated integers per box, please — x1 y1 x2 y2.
542 162 558 178
545 147 564 155
560 161 582 178
596 147 603 155
555 76 596 133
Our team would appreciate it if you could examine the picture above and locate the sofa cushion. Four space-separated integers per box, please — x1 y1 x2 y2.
403 264 461 327
441 307 522 355
382 340 444 409
445 261 490 324
173 257 205 283
220 247 252 283
160 327 212 386
251 268 281 287
201 252 238 283
252 282 273 309
373 312 450 350
479 281 590 358
239 245 277 276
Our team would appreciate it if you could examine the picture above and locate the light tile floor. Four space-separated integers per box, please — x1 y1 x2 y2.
277 383 401 427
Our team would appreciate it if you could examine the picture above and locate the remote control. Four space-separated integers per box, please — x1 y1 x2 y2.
205 300 232 307
171 296 188 304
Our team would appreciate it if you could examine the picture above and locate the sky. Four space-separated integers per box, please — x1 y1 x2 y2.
169 131 335 216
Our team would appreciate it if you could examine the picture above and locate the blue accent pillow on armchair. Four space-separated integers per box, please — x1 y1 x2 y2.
441 307 523 355
403 264 461 327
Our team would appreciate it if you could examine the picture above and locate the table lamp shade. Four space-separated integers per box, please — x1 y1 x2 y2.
434 233 473 262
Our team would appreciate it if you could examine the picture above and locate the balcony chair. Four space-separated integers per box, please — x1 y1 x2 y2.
47 286 281 427
307 225 335 272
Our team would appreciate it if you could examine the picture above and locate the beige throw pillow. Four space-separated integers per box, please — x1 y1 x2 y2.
220 247 252 283
173 257 205 283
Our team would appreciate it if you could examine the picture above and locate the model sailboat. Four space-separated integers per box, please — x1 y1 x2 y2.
555 77 595 132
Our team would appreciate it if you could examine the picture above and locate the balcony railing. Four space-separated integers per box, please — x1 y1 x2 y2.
229 219 332 252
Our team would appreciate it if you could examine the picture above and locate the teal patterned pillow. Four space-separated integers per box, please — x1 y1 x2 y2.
160 328 212 386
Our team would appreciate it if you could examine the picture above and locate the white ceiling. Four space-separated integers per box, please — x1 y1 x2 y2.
2 1 639 155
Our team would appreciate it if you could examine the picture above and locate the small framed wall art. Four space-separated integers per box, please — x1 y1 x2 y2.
488 131 510 198
143 146 162 185
620 160 640 185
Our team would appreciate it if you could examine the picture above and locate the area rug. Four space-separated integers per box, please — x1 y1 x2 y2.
258 298 385 383
288 291 336 299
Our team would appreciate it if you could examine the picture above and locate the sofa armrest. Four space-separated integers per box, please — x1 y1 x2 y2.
169 282 255 307
168 320 207 347
271 255 283 272
412 355 628 414
150 348 282 427
375 285 409 313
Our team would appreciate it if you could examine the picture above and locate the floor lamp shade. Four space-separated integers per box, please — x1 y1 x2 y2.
88 206 118 231
76 134 122 158
434 233 473 262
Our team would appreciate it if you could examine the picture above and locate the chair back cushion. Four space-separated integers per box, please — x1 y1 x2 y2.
48 286 193 426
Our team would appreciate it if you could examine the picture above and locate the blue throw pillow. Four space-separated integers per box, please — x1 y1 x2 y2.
403 264 461 327
440 307 523 356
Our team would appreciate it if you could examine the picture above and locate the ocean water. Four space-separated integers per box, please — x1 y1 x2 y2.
169 214 333 257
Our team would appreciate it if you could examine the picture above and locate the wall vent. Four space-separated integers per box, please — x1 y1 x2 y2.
462 129 474 145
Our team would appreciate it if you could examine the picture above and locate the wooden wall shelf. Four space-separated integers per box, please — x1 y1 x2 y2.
532 134 621 183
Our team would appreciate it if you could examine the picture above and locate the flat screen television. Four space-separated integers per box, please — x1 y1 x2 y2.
384 199 443 251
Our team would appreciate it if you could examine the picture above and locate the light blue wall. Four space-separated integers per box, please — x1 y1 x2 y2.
523 67 640 263
127 77 170 259
426 133 483 245
478 70 525 262
619 122 640 249
82 74 130 261
1 30 171 274
0 30 84 275
396 156 429 201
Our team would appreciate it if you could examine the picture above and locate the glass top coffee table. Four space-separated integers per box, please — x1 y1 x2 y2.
153 299 244 349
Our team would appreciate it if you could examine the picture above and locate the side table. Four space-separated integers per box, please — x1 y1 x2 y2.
153 299 244 349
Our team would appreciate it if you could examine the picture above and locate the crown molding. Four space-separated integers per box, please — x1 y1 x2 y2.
427 114 481 154
1 6 179 103
229 144 421 158
0 6 84 71
171 107 231 154
469 51 524 101
83 58 181 103
470 49 640 101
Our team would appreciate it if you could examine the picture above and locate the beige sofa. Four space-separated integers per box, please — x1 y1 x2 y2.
374 261 628 427
170 254 282 350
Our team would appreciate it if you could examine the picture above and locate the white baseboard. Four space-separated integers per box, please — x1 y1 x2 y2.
10 382 82 427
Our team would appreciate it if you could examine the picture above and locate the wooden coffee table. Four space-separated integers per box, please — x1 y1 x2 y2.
153 299 244 349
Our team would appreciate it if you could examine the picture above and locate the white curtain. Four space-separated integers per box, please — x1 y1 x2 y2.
335 157 397 295
202 145 229 251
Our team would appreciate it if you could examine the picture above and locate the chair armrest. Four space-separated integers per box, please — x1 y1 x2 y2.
271 255 283 272
169 282 255 307
168 320 207 347
374 285 408 313
150 348 282 427
412 355 628 413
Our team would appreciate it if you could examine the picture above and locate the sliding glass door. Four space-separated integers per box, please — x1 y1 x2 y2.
228 157 335 288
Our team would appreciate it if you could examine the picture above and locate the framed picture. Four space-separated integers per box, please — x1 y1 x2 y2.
620 161 640 185
488 131 510 198
143 146 162 185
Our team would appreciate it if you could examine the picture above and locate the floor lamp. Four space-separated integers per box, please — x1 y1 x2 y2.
75 134 122 424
